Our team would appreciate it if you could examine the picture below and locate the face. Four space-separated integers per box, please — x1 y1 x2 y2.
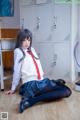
22 38 31 49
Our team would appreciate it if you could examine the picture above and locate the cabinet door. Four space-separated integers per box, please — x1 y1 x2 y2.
38 43 54 78
52 42 70 79
35 4 53 43
20 3 54 43
20 6 36 33
53 5 71 42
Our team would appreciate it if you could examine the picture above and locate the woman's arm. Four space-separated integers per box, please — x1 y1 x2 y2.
5 48 23 95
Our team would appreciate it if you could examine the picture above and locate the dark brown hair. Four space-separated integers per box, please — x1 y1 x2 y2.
15 29 32 50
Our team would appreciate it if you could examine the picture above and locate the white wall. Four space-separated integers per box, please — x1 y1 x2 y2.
0 0 20 28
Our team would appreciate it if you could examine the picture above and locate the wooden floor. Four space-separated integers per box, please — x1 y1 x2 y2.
0 80 80 120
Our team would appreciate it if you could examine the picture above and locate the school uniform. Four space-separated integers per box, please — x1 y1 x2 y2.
19 77 72 113
11 47 44 91
11 47 72 113
21 48 44 84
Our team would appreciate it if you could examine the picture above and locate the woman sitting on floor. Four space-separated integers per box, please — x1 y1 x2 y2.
5 29 72 113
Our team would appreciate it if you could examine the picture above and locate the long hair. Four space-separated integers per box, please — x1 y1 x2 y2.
15 29 32 50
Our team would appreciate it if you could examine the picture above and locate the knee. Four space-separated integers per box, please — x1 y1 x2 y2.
66 88 72 97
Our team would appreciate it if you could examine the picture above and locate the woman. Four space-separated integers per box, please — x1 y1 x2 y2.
5 29 71 113
5 29 44 94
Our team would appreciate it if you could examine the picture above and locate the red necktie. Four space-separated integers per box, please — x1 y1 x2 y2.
27 51 41 80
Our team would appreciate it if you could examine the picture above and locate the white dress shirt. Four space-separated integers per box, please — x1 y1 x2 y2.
11 47 44 91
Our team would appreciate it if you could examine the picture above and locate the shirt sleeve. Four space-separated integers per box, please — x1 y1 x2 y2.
11 48 23 91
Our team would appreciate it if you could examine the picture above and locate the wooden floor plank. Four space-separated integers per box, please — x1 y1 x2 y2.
0 81 80 120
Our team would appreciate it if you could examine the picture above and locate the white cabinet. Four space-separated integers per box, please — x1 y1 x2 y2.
20 1 71 43
20 3 54 43
20 1 71 80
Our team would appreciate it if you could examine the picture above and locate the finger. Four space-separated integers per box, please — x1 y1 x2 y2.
5 91 10 95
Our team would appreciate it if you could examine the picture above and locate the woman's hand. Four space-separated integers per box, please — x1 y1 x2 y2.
5 90 15 95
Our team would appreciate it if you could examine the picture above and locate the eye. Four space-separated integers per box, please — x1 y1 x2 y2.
28 38 31 42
